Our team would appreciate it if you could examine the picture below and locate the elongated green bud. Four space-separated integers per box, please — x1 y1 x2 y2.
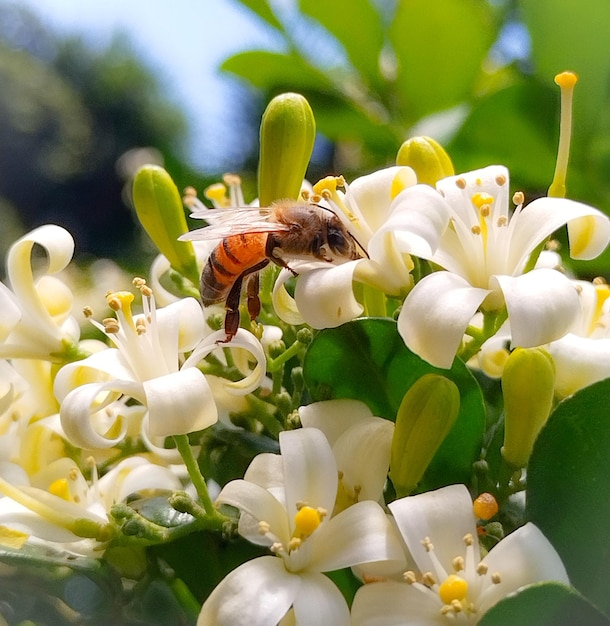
396 136 454 186
390 374 460 497
258 93 316 206
132 165 199 285
501 347 555 468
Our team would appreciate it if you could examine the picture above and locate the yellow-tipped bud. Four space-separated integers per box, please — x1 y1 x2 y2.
390 374 460 497
132 165 199 285
258 93 316 206
501 347 555 468
396 136 454 186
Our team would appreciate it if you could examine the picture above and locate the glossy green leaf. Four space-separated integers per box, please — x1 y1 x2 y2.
519 0 610 149
388 0 497 120
231 0 285 32
300 0 385 89
479 582 610 626
303 318 485 490
527 378 610 615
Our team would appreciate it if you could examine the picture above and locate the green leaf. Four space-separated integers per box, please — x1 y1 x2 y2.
231 0 285 32
303 318 485 490
478 582 610 626
519 0 610 149
388 0 497 120
527 378 610 615
300 0 385 89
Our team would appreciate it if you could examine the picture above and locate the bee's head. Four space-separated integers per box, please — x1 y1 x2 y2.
326 217 363 260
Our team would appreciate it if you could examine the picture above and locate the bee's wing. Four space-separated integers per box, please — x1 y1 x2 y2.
179 207 290 241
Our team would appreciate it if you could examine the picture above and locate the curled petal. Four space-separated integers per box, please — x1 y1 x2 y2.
292 572 350 626
293 261 363 329
197 556 299 626
478 523 569 614
398 272 489 369
154 297 207 354
493 269 580 348
549 334 610 398
272 269 305 326
144 367 217 437
59 381 140 449
183 329 266 395
0 282 22 341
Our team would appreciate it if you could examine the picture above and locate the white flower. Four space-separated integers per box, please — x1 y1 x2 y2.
0 225 81 361
398 166 610 368
54 282 266 449
198 428 404 626
271 167 451 329
351 484 569 624
298 399 394 510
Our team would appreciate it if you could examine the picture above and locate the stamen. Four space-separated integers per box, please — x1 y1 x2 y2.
103 318 120 334
135 318 147 335
421 536 434 552
463 533 474 546
404 570 417 584
455 178 467 189
471 192 494 210
300 189 310 201
495 174 507 186
83 306 94 318
512 191 525 206
548 71 578 198
476 563 488 576
593 276 607 285
287 537 302 551
222 173 241 187
452 556 465 572
451 599 463 612
258 521 270 535
491 572 502 584
422 572 436 586
497 216 508 227
471 225 481 235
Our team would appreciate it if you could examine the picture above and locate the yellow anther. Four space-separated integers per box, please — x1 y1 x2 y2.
593 276 608 285
491 572 502 584
479 204 491 218
132 277 146 288
546 239 561 251
463 533 474 546
476 562 488 576
404 570 417 584
300 189 310 201
320 189 332 200
512 191 525 205
102 318 120 334
451 599 463 612
473 492 499 520
471 192 494 210
68 468 79 481
270 542 283 554
421 536 434 552
287 537 302 551
456 178 467 189
554 71 578 89
439 574 468 605
309 193 322 204
49 478 71 501
471 225 481 235
135 318 147 335
204 183 227 204
497 216 508 227
258 521 270 535
452 556 465 572
293 505 322 538
222 173 242 187
422 572 436 586
83 306 94 318
495 174 507 186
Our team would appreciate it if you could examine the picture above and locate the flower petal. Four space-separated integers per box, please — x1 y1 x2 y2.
293 261 363 329
0 282 22 341
493 269 580 348
549 333 610 398
388 485 477 577
280 428 338 529
306 500 405 573
398 272 489 368
272 268 305 326
292 572 350 626
143 367 217 437
351 580 444 626
478 523 569 614
197 556 299 626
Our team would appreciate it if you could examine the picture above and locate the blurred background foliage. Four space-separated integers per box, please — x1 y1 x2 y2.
0 0 609 274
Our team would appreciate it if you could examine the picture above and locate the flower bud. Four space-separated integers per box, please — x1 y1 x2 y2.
258 93 316 206
390 373 460 497
132 165 199 285
396 136 454 186
501 347 555 468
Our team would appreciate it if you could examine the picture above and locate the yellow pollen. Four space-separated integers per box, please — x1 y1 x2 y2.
421 536 434 552
49 478 71 501
222 173 242 187
300 189 310 201
452 556 465 572
513 191 525 205
593 276 608 285
136 318 147 335
471 192 494 210
83 306 94 318
479 204 491 218
288 537 302 551
309 193 322 204
270 542 283 554
103 318 120 334
476 563 488 575
132 277 146 288
68 468 79 481
495 174 507 186
204 183 227 204
293 505 322 538
497 216 508 227
491 572 502 584
422 572 436 586
258 520 270 534
439 574 468 605
404 570 417 584
471 225 481 235
555 70 578 89
451 599 463 612
473 492 499 520
456 177 467 189
463 533 474 546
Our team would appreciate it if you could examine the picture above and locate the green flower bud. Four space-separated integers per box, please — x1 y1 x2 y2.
132 165 199 285
258 93 316 206
396 136 454 186
501 347 555 468
390 373 460 497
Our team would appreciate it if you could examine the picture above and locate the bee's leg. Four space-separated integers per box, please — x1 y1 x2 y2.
246 273 261 321
266 235 298 276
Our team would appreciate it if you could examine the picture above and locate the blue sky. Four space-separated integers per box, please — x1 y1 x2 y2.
17 0 283 171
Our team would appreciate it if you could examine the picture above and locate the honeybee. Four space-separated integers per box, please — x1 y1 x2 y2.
180 199 364 341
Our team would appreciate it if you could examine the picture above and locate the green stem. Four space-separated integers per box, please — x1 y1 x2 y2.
173 434 216 518
267 340 305 373
460 307 508 363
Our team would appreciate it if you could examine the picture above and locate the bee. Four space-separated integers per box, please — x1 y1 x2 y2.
180 199 364 341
